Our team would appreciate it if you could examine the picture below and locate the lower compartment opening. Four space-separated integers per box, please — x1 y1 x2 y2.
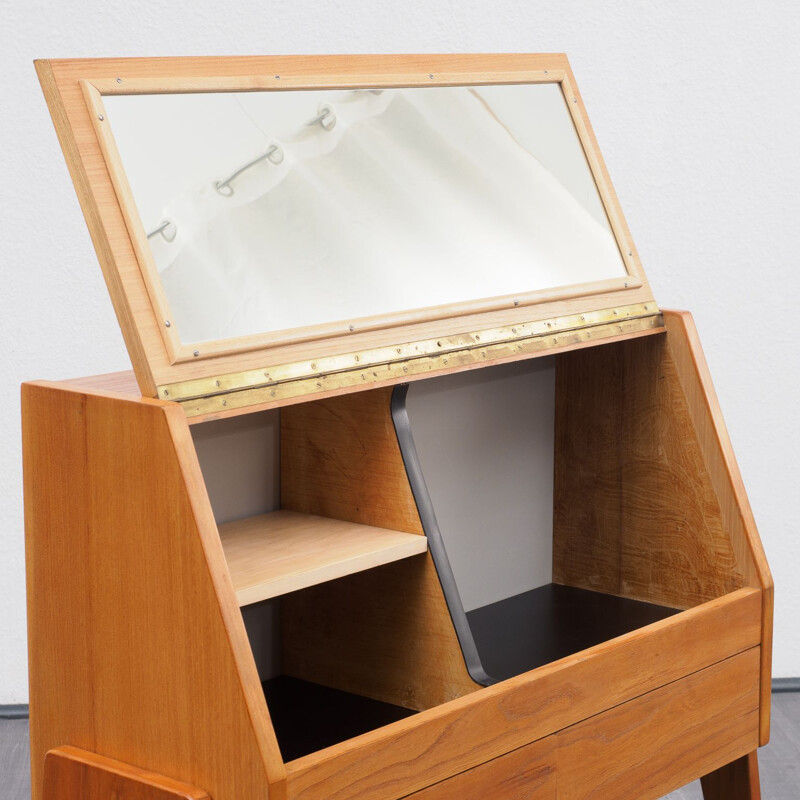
262 677 417 762
249 581 679 763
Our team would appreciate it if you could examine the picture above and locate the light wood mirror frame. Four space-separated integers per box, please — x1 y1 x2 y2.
36 54 660 418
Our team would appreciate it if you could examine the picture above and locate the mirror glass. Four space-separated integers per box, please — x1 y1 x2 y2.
103 84 626 345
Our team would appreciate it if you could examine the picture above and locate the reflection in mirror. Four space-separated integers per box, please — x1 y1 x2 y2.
103 84 626 345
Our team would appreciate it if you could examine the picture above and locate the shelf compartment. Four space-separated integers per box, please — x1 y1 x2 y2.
219 510 428 606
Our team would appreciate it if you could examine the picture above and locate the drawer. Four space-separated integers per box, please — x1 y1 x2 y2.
557 647 761 800
405 737 555 800
407 648 759 800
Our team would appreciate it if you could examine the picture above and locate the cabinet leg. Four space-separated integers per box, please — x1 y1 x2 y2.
700 751 761 800
42 746 209 800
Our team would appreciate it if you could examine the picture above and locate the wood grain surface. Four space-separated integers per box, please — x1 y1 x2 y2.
662 310 773 745
281 387 424 532
700 750 762 800
557 647 761 800
62 369 141 396
23 382 285 800
43 746 210 800
553 311 772 744
402 736 555 799
553 329 748 608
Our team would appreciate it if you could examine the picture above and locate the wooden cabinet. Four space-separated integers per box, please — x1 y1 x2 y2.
26 53 771 800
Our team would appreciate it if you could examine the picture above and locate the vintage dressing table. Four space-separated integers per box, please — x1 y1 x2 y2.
24 54 772 800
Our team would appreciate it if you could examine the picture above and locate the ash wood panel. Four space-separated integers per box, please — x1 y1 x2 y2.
280 387 477 710
219 510 428 605
402 736 555 800
700 751 761 800
43 746 209 800
662 310 773 746
23 382 285 800
553 312 773 744
553 330 748 609
37 54 656 399
283 588 760 800
557 647 761 800
282 554 475 712
281 387 424 532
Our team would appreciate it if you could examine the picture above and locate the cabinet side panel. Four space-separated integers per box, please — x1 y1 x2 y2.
661 310 772 745
23 383 284 800
281 388 477 709
553 333 747 608
24 386 94 800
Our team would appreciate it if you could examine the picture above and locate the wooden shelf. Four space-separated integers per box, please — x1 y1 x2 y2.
219 510 428 606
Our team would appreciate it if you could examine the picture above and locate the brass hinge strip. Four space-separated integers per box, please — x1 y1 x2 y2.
160 302 658 404
167 304 662 418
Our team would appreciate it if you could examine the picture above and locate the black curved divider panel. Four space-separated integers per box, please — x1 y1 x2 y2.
391 382 680 686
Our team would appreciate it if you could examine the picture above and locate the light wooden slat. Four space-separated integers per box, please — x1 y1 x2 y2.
284 587 761 800
557 647 761 800
219 511 428 606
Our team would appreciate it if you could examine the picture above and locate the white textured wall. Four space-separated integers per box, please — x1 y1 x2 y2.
2 0 799 702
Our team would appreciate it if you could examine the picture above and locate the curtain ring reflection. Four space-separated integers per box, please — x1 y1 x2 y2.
215 143 285 197
307 103 336 131
147 219 177 243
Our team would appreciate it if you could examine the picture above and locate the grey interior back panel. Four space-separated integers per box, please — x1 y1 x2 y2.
404 358 555 612
191 409 282 678
191 408 280 525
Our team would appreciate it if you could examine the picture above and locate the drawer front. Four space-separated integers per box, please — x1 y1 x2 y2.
557 647 761 800
405 737 555 800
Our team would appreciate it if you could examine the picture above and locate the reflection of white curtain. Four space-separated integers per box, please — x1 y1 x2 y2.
157 88 625 343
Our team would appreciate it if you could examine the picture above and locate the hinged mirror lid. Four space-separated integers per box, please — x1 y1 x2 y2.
36 54 660 418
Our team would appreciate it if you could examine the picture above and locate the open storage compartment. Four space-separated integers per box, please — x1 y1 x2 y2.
191 409 427 761
392 356 682 684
